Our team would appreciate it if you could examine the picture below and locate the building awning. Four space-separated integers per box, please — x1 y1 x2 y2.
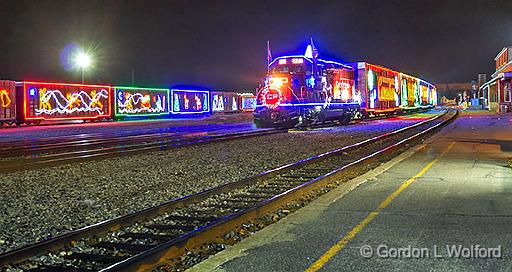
480 74 503 90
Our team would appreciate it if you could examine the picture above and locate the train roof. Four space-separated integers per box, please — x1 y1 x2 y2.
269 55 352 69
353 62 436 88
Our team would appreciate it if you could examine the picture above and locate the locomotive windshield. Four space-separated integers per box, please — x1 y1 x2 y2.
270 57 311 75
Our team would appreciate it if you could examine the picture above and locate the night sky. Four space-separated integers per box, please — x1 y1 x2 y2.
1 0 511 90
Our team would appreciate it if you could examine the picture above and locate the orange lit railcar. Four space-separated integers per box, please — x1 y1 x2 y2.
352 62 401 116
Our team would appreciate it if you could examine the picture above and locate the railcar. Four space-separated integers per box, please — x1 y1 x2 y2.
16 81 112 125
170 89 210 115
254 45 437 128
113 86 170 120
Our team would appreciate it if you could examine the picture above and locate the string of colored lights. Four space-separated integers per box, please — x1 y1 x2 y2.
33 88 109 115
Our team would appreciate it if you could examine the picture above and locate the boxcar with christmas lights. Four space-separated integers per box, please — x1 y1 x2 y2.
170 89 210 115
254 55 360 128
353 62 401 116
113 86 170 120
0 80 16 125
211 91 240 113
17 81 112 124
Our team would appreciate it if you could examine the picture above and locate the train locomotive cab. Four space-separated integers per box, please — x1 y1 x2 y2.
254 55 360 128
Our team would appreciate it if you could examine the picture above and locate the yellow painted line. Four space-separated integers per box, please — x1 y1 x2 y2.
305 142 456 272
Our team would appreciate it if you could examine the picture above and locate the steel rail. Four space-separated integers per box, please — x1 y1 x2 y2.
0 128 285 173
0 124 257 156
0 110 456 270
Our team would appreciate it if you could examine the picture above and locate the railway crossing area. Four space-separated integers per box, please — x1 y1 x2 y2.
191 112 512 271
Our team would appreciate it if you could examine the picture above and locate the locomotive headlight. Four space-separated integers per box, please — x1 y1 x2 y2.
268 77 288 89
269 78 283 89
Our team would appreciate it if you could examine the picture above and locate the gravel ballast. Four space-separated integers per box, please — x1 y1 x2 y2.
0 111 441 253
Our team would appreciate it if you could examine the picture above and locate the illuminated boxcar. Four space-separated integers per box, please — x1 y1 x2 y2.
353 62 401 115
239 93 257 112
114 86 169 119
0 80 16 125
170 89 210 115
211 91 239 113
18 82 111 123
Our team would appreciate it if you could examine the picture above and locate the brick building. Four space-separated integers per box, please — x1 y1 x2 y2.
480 46 512 112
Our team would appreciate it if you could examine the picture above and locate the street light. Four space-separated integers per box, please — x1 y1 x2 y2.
74 51 92 84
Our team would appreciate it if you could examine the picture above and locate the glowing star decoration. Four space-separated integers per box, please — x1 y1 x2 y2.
232 96 238 111
0 89 12 108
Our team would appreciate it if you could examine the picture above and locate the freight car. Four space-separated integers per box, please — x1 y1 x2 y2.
254 43 437 128
18 81 112 124
209 91 257 113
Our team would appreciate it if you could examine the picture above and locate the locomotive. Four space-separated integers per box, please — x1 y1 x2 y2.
254 42 437 128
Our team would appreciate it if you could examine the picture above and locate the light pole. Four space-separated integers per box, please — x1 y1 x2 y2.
74 51 91 84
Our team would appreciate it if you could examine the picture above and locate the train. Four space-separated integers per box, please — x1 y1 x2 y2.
253 43 437 128
0 81 257 126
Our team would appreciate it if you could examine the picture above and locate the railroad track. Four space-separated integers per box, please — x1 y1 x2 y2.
0 128 284 173
0 123 258 157
0 109 457 271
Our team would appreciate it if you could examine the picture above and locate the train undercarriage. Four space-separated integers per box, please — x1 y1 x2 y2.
253 104 360 128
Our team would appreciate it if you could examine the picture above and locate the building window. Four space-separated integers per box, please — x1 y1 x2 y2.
492 94 497 102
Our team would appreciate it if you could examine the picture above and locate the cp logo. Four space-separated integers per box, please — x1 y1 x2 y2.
264 89 280 107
